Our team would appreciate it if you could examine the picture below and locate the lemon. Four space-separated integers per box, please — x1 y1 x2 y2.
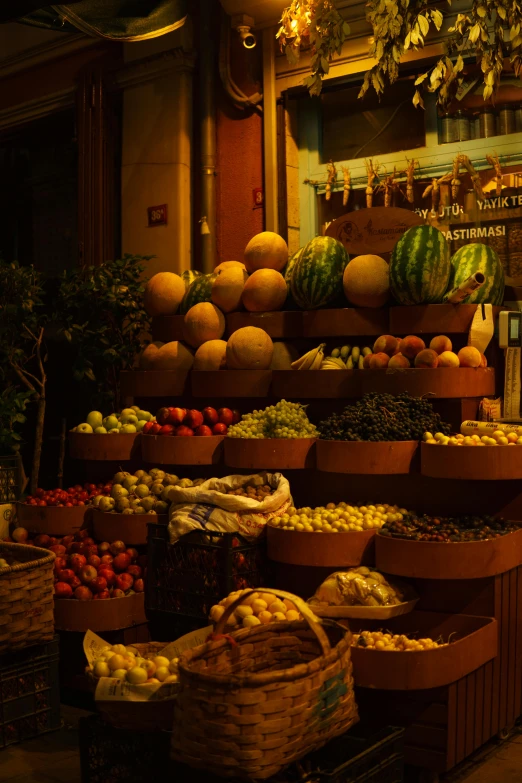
127 666 148 685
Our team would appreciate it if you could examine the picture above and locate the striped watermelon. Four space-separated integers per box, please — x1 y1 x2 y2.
283 247 303 308
289 236 349 310
447 243 505 305
390 225 450 305
179 272 217 315
180 269 202 290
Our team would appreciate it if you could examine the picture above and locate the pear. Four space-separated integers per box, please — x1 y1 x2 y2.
99 497 115 512
146 510 158 515
108 429 119 434
140 496 156 511
122 508 134 515
122 475 139 491
130 498 143 510
138 474 153 487
92 495 104 507
134 470 147 479
133 506 146 515
178 478 194 488
161 486 177 503
134 484 150 498
149 469 166 482
116 498 130 512
113 471 130 484
155 501 168 514
150 482 164 496
163 474 179 486
111 485 129 500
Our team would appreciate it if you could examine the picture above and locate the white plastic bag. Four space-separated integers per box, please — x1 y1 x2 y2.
167 472 292 543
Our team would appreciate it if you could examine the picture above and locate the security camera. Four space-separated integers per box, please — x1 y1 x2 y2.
232 14 256 49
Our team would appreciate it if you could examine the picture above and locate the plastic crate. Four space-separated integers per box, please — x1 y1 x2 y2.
0 635 60 747
0 455 21 503
145 520 268 640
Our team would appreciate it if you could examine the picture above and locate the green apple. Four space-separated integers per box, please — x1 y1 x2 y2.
122 475 139 491
149 469 166 482
150 482 164 496
136 410 152 422
121 423 137 434
113 471 130 484
135 420 147 432
76 423 93 434
94 426 108 434
155 501 168 514
120 408 136 418
122 508 135 514
134 470 147 479
134 484 150 498
116 421 123 429
138 474 153 487
99 497 115 512
133 506 146 515
111 485 129 500
131 405 140 412
140 496 156 511
108 429 119 434
116 498 130 511
86 411 103 429
103 415 119 431
163 474 179 486
120 414 139 426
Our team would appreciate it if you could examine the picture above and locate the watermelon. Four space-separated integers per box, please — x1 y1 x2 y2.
389 225 450 305
447 243 505 305
180 269 202 290
282 247 303 308
289 236 349 310
179 272 217 315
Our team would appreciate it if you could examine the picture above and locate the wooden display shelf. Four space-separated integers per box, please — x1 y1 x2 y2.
271 367 495 399
302 307 388 337
267 526 375 566
92 510 167 546
69 433 140 461
350 611 497 690
375 528 522 579
226 311 302 338
151 315 185 343
224 437 316 469
141 434 224 465
53 592 147 632
421 441 522 480
15 503 87 536
389 304 505 335
191 369 272 397
316 440 418 474
120 370 189 398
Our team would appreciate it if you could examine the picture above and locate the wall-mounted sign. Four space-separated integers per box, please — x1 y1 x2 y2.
147 204 168 227
325 207 423 256
253 188 264 208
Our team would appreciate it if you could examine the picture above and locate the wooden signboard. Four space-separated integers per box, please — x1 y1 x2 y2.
325 206 423 256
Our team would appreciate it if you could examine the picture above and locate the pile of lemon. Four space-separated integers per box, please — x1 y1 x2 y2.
210 590 301 629
424 431 522 447
87 643 179 684
352 631 447 651
269 502 409 533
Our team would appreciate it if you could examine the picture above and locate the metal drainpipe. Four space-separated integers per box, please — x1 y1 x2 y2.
199 0 217 273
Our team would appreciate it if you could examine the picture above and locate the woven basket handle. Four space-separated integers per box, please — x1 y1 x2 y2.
214 587 332 657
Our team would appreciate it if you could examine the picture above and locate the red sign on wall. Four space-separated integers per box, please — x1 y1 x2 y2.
147 204 168 227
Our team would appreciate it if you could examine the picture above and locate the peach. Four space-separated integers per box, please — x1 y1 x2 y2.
398 335 426 359
414 349 439 368
458 346 482 368
363 353 373 369
438 351 460 368
430 335 452 355
388 353 410 369
372 335 399 357
369 352 390 369
480 353 488 368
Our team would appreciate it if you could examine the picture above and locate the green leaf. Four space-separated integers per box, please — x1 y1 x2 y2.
418 14 429 36
415 72 429 84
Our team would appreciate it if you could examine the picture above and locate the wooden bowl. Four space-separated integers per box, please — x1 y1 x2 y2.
350 611 498 690
224 438 316 469
375 528 522 579
226 311 302 339
141 435 224 465
267 525 376 567
15 503 88 536
316 440 418 474
69 433 140 461
151 315 185 342
53 592 146 632
302 308 388 337
119 370 190 398
92 510 167 546
389 304 505 334
191 370 272 398
421 441 522 480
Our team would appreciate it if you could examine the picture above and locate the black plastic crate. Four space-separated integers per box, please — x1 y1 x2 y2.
145 520 268 639
0 455 21 503
0 635 60 748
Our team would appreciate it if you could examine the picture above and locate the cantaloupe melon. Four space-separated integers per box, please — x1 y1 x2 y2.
142 341 194 371
244 232 288 273
139 341 164 370
144 272 186 316
343 255 390 308
270 342 299 370
211 266 248 313
215 260 246 273
183 302 226 348
193 339 228 370
226 326 273 370
241 269 287 312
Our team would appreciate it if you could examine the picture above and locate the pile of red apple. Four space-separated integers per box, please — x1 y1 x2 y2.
23 482 112 507
141 406 240 437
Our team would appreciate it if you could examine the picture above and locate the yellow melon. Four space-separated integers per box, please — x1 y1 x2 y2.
343 255 390 308
183 302 226 348
214 260 246 273
139 342 165 370
270 342 300 370
241 269 287 312
144 272 186 316
152 341 194 371
193 340 228 370
244 232 288 273
211 266 248 313
226 326 273 370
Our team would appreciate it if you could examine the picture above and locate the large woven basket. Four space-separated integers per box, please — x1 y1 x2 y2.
0 542 55 653
171 588 358 780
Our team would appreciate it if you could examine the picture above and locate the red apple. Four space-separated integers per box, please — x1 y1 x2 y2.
61 535 75 548
231 409 241 424
77 529 90 539
184 409 204 429
54 557 68 573
88 555 101 569
126 548 138 562
212 423 228 435
70 554 87 572
57 569 76 583
217 408 234 426
113 553 131 572
33 534 51 548
156 407 171 425
90 576 108 593
98 542 111 553
175 425 194 437
100 553 114 565
115 573 134 591
126 564 142 578
69 542 86 554
167 407 186 425
109 540 126 556
49 544 66 556
149 422 162 435
194 425 213 437
98 568 116 587
74 586 93 601
202 407 219 426
111 588 125 598
94 590 110 600
54 582 73 598
133 578 144 593
159 424 175 436
82 537 95 546
142 421 155 435
69 575 82 590
78 565 98 584
84 545 99 557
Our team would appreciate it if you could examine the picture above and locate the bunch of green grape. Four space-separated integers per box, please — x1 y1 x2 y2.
227 400 319 439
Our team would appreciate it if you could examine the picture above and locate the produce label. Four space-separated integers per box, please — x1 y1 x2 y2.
326 207 423 255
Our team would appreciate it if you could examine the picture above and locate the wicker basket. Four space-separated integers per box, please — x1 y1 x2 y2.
88 641 180 732
0 543 55 653
171 588 358 780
